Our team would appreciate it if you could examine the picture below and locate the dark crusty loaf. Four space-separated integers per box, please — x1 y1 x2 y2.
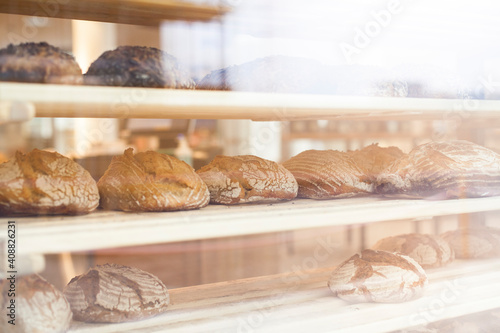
64 264 169 323
0 149 99 215
0 274 72 333
282 149 372 199
441 227 500 259
97 148 209 211
376 140 500 199
372 233 454 268
84 45 194 88
0 42 82 84
197 155 298 204
328 249 428 303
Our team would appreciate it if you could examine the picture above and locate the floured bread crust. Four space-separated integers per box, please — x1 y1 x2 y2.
376 140 500 199
349 143 405 182
282 149 372 199
441 227 500 259
372 233 454 268
0 149 99 215
64 264 169 323
197 155 298 204
0 274 72 333
328 249 428 303
97 148 209 212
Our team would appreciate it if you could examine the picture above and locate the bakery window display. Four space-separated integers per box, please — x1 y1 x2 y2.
84 45 195 89
97 148 209 212
196 154 298 204
0 149 99 215
63 264 169 323
0 42 82 85
328 249 428 303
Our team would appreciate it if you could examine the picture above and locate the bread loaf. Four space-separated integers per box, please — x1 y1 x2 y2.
85 46 194 88
282 149 372 199
441 227 500 259
376 140 500 199
349 143 405 182
372 233 454 268
0 274 72 333
0 42 82 84
328 249 428 303
197 155 298 204
97 148 209 211
0 149 99 215
64 264 169 323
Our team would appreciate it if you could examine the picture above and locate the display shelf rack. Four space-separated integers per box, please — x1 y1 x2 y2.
68 259 500 332
0 0 229 26
2 83 500 121
2 196 500 255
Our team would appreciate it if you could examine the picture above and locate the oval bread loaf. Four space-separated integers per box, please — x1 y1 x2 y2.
441 227 500 259
197 155 298 204
328 249 428 303
64 264 170 323
0 149 99 215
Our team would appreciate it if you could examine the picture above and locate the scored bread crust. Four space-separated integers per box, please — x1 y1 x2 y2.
97 148 209 212
196 155 298 204
328 249 428 303
441 227 500 259
84 45 194 88
0 149 99 215
63 264 169 323
349 143 405 182
0 42 82 84
0 274 72 333
372 233 454 268
282 149 372 199
375 140 500 199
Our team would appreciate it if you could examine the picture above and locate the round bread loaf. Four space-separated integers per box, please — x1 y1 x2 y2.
84 46 194 88
328 249 428 303
0 149 99 215
97 148 209 211
349 143 405 182
441 227 500 259
282 149 373 199
376 140 500 199
372 233 454 268
64 264 169 323
196 55 331 94
196 155 298 204
0 42 82 84
0 274 72 333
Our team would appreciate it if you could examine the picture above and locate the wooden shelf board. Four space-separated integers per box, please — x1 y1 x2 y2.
2 196 500 255
2 83 500 121
68 259 500 332
0 0 229 25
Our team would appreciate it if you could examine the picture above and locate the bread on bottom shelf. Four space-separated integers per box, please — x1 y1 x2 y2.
372 233 454 269
63 264 170 323
328 249 428 303
0 274 72 333
441 227 500 259
196 154 298 204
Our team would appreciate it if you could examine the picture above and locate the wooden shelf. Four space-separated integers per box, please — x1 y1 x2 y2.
2 83 500 121
67 259 500 332
2 196 500 255
0 0 229 25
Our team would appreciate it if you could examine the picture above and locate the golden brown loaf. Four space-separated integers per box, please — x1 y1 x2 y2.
372 233 454 269
328 249 428 303
97 148 209 211
349 143 405 182
0 42 82 84
84 46 195 88
282 149 372 199
441 227 500 259
0 149 99 215
376 140 500 199
196 155 298 204
63 264 169 323
0 274 72 333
